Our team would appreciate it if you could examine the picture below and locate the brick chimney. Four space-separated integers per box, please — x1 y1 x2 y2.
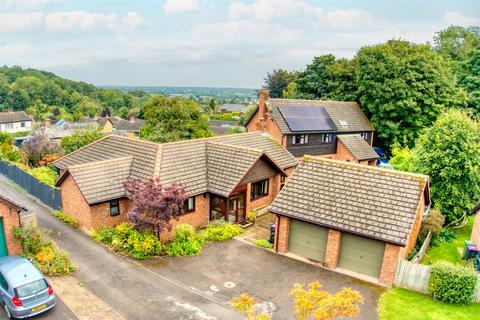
129 115 136 123
257 89 269 130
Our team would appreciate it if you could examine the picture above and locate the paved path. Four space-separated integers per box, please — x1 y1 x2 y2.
31 298 78 320
0 176 243 320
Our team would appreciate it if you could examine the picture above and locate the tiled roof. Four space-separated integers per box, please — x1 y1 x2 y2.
54 132 296 204
68 157 133 204
337 135 379 161
115 119 145 131
269 157 429 246
244 98 373 134
0 111 32 124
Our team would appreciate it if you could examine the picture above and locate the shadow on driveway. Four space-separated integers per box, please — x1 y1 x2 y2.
141 240 384 320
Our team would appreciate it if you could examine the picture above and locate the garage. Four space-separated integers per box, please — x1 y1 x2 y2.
0 218 7 257
337 233 386 278
288 220 328 262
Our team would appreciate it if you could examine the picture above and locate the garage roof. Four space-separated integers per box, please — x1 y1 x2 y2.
269 157 430 246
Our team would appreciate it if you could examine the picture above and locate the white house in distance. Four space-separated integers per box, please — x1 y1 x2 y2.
0 111 33 134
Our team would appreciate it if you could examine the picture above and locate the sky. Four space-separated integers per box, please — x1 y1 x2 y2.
0 0 479 88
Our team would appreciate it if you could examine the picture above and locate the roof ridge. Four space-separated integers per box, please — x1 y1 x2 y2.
303 155 429 182
269 98 358 104
153 145 163 177
158 131 263 147
67 155 133 170
206 141 263 154
53 134 112 165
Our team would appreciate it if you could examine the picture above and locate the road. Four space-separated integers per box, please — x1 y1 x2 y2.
0 175 243 320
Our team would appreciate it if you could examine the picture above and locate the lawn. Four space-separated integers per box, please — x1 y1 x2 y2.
378 288 480 320
421 216 474 265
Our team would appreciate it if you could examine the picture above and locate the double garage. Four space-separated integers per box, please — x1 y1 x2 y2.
287 219 387 279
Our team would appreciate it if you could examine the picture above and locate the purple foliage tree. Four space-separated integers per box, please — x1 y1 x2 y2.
21 134 63 166
123 177 189 237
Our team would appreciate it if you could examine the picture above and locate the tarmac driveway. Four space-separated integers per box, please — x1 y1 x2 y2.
140 240 384 320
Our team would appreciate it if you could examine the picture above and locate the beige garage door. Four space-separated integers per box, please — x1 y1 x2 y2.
288 220 328 262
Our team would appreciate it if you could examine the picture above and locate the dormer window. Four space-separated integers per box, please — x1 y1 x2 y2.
339 120 348 126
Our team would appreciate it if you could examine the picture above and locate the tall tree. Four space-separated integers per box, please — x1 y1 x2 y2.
295 55 357 101
101 106 112 117
434 26 480 62
123 178 189 237
356 40 464 149
412 110 480 225
140 96 213 143
21 135 63 166
263 69 296 98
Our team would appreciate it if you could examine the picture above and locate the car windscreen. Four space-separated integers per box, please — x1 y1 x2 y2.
15 279 48 298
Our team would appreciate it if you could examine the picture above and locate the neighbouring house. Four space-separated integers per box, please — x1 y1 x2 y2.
208 120 244 135
0 194 27 257
244 90 378 164
218 103 249 114
471 202 480 247
0 111 33 134
112 117 145 138
41 119 102 141
269 156 431 285
52 132 297 241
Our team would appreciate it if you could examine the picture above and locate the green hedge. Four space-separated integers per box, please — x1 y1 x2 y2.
52 210 79 228
429 261 477 304
164 224 202 257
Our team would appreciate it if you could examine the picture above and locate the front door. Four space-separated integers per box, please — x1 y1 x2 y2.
0 218 8 257
227 192 246 223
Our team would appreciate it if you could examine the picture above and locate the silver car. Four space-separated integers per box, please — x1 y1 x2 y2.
0 256 56 319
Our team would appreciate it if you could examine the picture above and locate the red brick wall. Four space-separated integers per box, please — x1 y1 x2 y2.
160 193 210 242
404 193 425 257
244 108 285 145
60 174 93 230
274 215 290 254
0 201 22 255
324 229 342 268
379 243 402 285
472 212 480 246
332 140 358 162
89 199 130 230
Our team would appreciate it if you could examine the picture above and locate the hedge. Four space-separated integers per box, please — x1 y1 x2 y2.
428 261 477 304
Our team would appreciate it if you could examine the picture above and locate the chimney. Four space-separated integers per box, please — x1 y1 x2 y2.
129 115 136 123
257 89 269 130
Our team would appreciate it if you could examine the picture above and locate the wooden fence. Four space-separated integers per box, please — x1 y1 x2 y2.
411 231 432 263
0 160 62 210
394 259 480 303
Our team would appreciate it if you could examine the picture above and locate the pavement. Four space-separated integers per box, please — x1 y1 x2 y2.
0 175 243 320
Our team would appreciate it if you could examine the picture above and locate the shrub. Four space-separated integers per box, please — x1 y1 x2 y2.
254 239 273 249
127 231 161 260
429 261 477 304
91 223 161 260
52 210 79 228
13 227 45 255
247 211 257 223
202 221 243 242
164 224 202 257
26 166 58 187
430 229 457 247
419 209 445 239
92 226 116 244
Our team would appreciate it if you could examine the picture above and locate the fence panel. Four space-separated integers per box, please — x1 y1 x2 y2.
394 259 431 293
0 160 62 210
475 277 480 303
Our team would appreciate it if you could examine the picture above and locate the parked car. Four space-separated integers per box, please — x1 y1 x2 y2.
0 256 55 319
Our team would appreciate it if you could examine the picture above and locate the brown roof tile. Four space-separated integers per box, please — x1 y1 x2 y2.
337 134 379 161
269 157 429 246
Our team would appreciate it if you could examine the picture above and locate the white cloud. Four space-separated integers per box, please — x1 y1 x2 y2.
44 11 145 33
322 9 378 29
229 0 306 21
163 0 199 14
442 11 480 27
0 12 44 33
1 0 60 12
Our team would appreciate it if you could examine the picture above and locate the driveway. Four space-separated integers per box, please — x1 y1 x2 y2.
32 298 78 320
140 240 383 320
0 176 242 320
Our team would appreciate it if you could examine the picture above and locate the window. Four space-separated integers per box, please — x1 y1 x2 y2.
0 273 8 291
360 132 369 141
20 122 26 128
321 133 334 143
183 196 195 213
339 120 348 126
109 199 120 217
4 123 12 129
251 179 269 200
292 134 308 145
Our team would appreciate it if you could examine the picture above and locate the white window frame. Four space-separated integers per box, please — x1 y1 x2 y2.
292 134 309 145
360 132 369 141
321 133 333 144
4 123 13 129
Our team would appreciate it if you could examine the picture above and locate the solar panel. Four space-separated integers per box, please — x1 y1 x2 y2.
278 106 337 132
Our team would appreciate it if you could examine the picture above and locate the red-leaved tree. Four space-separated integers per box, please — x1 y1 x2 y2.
21 135 63 166
123 177 189 237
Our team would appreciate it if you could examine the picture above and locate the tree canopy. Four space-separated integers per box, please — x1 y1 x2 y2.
140 96 213 143
263 69 296 98
356 40 464 149
60 127 105 155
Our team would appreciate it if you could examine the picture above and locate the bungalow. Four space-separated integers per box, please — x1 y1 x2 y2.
52 133 297 240
0 194 27 257
269 156 430 285
244 90 378 164
0 111 32 134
